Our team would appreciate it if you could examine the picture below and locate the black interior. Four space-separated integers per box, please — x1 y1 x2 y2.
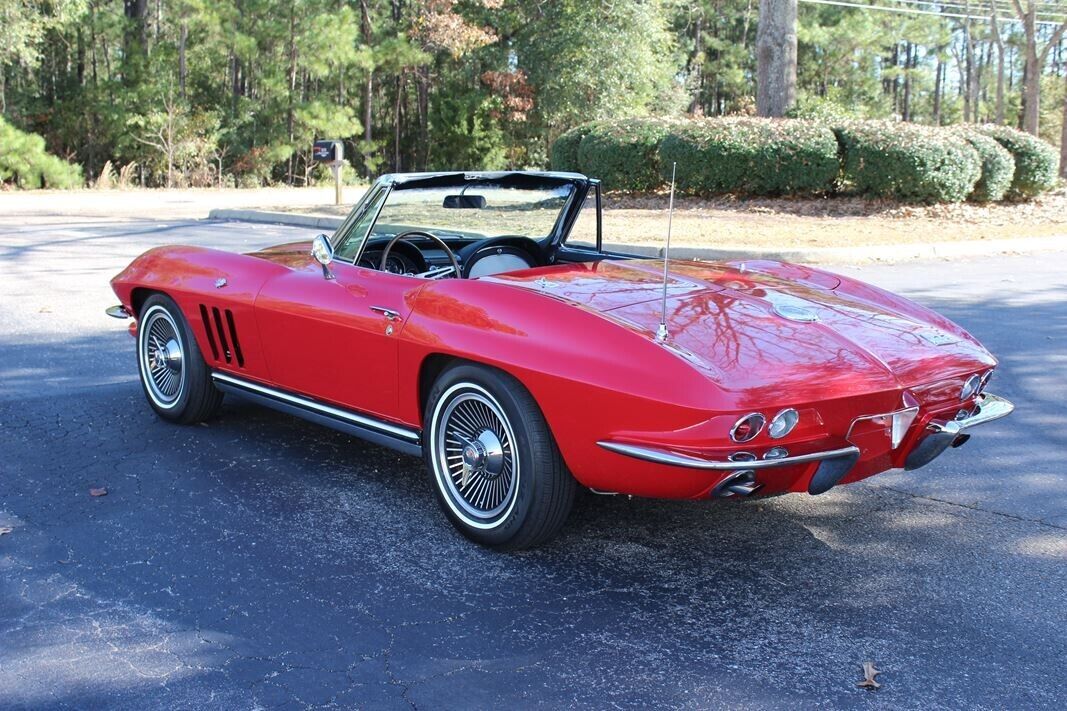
358 232 547 278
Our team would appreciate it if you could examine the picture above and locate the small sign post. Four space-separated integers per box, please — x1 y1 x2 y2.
312 139 345 205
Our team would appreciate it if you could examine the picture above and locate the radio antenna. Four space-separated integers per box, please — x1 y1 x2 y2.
656 162 677 343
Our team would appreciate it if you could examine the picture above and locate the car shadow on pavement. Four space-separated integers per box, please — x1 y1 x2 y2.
1 292 1065 708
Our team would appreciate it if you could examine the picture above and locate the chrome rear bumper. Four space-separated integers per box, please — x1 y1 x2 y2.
595 441 860 471
904 392 1014 470
597 392 1014 493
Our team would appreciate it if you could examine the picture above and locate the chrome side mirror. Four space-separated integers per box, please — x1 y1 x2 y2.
311 234 335 280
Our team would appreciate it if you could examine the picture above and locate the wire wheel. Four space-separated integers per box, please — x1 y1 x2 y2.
434 384 519 527
139 305 185 408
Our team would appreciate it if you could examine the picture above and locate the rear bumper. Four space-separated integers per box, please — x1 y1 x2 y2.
596 441 859 471
904 393 1014 470
596 392 1014 496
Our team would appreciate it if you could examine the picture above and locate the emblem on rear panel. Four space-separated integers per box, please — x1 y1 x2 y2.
774 304 819 322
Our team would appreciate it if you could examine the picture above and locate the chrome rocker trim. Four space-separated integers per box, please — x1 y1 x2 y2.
211 372 422 457
596 441 860 471
905 392 1014 471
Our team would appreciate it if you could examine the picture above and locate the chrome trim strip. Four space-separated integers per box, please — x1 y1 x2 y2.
106 305 131 319
596 440 860 471
211 372 420 442
929 392 1014 434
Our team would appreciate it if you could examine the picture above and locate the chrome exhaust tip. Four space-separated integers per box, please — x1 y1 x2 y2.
712 470 762 498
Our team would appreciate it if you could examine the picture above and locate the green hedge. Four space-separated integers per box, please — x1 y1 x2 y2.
550 117 1057 203
657 117 839 196
0 117 83 189
833 121 981 203
958 131 1014 202
550 122 602 173
575 118 676 192
978 124 1059 200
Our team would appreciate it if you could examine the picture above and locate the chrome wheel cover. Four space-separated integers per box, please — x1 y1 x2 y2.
138 305 185 408
432 383 519 528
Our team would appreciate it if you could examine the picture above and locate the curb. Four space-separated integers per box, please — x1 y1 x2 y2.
208 208 1066 264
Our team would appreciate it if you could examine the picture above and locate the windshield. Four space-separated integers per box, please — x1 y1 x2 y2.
371 183 574 241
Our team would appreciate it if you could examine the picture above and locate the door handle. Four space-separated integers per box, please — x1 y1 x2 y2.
369 306 401 321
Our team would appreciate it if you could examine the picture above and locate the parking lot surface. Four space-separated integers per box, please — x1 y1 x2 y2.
0 214 1064 709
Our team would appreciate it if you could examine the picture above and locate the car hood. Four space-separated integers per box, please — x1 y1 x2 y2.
247 240 314 269
490 259 995 400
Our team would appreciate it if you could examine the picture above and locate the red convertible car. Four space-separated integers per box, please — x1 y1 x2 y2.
108 171 1013 549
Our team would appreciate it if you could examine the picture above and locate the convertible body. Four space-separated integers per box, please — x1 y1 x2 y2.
109 171 1013 547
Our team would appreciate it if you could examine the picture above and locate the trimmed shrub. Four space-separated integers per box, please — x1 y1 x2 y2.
550 122 602 172
0 117 83 189
575 118 676 192
657 117 839 196
833 121 981 203
956 131 1014 202
978 124 1059 200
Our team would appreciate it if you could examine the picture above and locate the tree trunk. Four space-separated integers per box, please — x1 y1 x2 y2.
393 74 403 171
933 55 943 125
963 12 975 123
178 22 188 98
902 43 913 121
1061 72 1067 178
286 2 298 184
990 4 1006 124
123 0 149 85
755 0 797 117
687 14 703 114
360 0 374 169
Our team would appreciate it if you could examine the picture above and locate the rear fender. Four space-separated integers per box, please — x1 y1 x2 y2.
398 278 726 488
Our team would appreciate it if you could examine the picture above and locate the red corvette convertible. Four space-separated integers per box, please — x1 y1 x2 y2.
108 171 1013 549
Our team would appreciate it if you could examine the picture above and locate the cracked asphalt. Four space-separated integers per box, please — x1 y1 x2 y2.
0 212 1065 709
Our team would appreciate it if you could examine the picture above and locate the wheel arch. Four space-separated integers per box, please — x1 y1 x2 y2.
130 286 162 316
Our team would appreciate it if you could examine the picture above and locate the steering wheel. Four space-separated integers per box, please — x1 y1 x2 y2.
379 230 461 279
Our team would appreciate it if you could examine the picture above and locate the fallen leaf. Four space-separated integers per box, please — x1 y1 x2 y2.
89 487 108 497
856 661 881 690
0 526 13 536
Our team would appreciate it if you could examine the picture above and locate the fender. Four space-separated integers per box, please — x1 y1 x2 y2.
111 245 290 384
396 277 729 493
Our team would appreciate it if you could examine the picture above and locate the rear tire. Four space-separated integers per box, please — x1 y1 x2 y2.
424 363 576 550
137 294 223 424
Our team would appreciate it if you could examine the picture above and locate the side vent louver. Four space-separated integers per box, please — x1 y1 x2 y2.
200 304 244 367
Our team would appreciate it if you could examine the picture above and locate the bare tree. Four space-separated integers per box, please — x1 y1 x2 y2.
756 0 797 117
131 92 180 188
1010 0 1067 134
1061 71 1067 178
989 1 1007 124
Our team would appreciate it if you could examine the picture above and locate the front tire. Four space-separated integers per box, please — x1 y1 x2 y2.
425 364 576 550
137 294 223 424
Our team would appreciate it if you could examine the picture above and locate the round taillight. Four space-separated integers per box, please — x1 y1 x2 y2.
730 413 766 443
768 408 799 439
960 374 982 401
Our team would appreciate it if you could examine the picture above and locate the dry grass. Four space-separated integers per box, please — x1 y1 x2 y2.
4 185 1064 249
293 187 1067 249
591 189 1067 249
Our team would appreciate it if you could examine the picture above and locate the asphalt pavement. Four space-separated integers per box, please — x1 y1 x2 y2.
0 214 1064 709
